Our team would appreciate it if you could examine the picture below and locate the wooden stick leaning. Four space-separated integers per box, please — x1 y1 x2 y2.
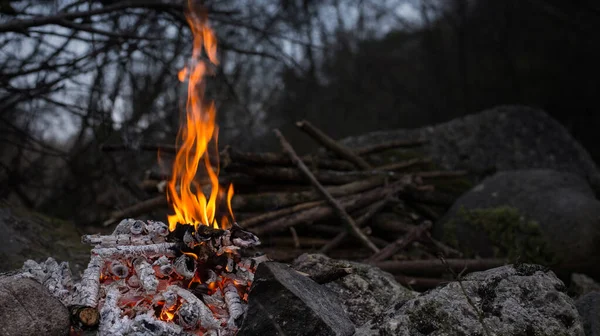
296 120 372 170
366 220 433 262
274 129 379 253
251 179 412 235
319 196 392 254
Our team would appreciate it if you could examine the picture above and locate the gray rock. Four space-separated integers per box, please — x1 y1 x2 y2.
291 253 416 327
433 169 600 274
571 274 600 298
0 275 71 336
0 207 90 274
238 261 355 336
356 264 584 336
339 105 600 195
576 292 600 336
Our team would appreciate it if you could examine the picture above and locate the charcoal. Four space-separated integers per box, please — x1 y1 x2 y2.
238 262 355 336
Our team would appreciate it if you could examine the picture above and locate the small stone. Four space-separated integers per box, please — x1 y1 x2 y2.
238 261 355 336
0 275 70 336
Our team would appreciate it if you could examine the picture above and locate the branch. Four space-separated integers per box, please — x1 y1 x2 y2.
296 120 372 170
274 129 379 253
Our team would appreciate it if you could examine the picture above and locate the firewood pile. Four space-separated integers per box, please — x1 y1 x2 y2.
98 121 499 291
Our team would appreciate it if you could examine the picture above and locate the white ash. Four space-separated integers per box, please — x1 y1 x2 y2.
133 258 158 293
109 260 129 278
70 254 102 307
174 254 195 279
19 257 73 305
83 234 166 247
99 286 122 335
224 282 244 327
91 242 176 258
169 285 220 331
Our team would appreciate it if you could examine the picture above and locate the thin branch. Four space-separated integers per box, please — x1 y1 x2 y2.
274 128 379 253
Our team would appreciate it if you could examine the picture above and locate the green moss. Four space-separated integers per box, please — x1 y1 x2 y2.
444 206 555 264
407 300 457 335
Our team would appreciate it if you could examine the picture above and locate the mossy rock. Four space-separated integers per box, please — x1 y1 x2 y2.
442 206 555 264
0 207 90 274
433 169 600 276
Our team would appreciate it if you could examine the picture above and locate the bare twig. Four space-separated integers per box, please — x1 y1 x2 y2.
274 129 379 253
375 258 507 276
366 221 432 262
296 120 372 170
319 196 392 254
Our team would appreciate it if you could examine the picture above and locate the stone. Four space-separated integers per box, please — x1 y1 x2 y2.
356 264 584 336
0 207 90 274
433 169 600 275
570 273 600 298
576 291 600 336
291 253 416 326
238 261 355 336
338 105 600 195
0 275 71 336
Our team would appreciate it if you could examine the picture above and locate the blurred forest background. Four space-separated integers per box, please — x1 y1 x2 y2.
1 0 599 226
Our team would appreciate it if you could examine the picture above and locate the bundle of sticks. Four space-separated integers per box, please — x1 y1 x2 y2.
102 121 499 291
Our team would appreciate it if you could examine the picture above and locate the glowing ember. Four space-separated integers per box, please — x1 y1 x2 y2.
167 0 233 232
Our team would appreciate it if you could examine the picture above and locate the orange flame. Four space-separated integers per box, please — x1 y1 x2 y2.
167 1 234 231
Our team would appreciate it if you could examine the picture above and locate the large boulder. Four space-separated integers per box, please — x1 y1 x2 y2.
433 169 600 275
356 264 584 336
0 207 90 274
292 253 416 326
339 105 600 195
238 261 355 336
0 275 71 336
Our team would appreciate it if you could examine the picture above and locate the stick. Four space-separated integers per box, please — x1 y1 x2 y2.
236 165 391 184
69 254 102 308
91 242 176 258
375 157 432 171
233 176 386 212
296 120 372 170
251 178 413 235
366 221 432 262
354 139 428 156
221 146 355 170
374 258 508 276
319 197 391 254
274 129 379 253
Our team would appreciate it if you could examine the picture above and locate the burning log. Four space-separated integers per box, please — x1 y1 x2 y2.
168 285 220 331
91 242 177 258
82 233 166 247
223 281 244 327
133 258 158 293
98 286 121 335
70 254 102 308
173 254 196 280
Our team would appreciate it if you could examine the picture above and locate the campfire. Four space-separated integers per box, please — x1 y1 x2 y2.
21 3 265 335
